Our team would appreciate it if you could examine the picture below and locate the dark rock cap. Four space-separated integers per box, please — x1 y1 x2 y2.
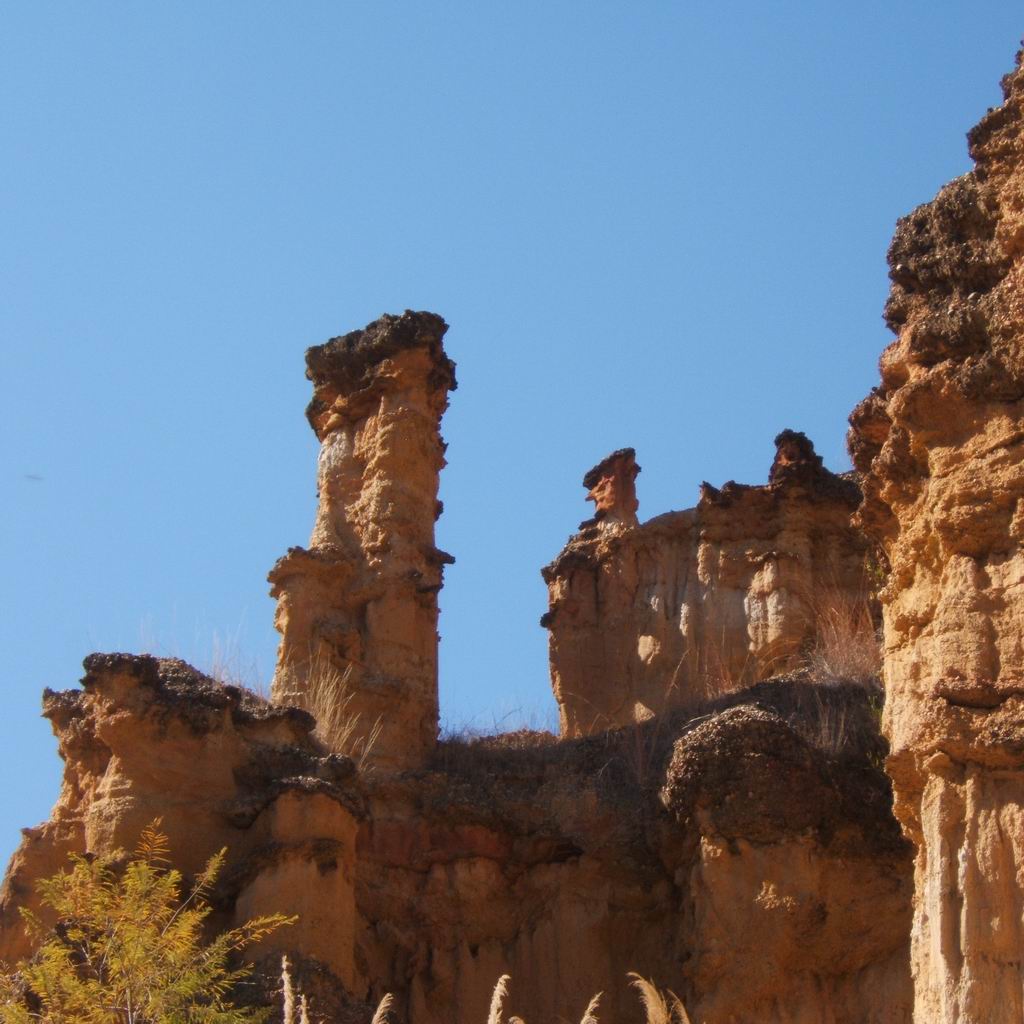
769 429 861 504
770 430 822 475
582 447 639 490
305 309 457 396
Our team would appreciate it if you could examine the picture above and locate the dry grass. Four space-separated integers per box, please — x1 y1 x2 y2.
697 637 758 701
280 956 312 1024
370 993 394 1024
369 974 687 1024
628 974 691 1024
487 974 511 1024
613 717 665 789
209 629 269 698
277 656 382 770
803 587 881 689
578 992 602 1024
801 686 859 757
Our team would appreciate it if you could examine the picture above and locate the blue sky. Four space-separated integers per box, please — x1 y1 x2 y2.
2 3 1020 868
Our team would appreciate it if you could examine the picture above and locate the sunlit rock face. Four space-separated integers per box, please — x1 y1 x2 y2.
0 655 362 994
848 50 1024 1024
0 291 920 1024
268 311 456 772
543 432 870 738
0 656 913 1024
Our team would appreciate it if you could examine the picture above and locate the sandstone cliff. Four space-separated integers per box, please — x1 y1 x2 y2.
849 49 1024 1024
268 311 456 772
543 433 872 737
0 655 911 1024
0 306 917 1023
0 655 362 998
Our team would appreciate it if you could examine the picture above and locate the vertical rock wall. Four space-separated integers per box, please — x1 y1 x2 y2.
269 311 456 771
543 433 870 737
849 52 1024 1024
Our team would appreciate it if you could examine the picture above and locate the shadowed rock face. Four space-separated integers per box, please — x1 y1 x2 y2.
543 433 869 737
0 656 912 1024
848 50 1024 1024
268 311 456 772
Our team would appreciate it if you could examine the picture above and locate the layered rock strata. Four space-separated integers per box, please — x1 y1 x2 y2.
0 656 912 1024
849 51 1024 1024
268 311 456 771
543 432 871 737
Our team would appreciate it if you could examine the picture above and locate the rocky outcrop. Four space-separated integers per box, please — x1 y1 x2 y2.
0 296 928 1023
848 51 1024 1024
0 655 363 995
660 696 911 1023
0 657 912 1024
268 311 456 772
543 431 872 737
581 447 641 529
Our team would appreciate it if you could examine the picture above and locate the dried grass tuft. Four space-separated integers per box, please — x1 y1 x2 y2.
281 955 321 1024
343 971 695 1024
280 656 382 769
280 956 296 1024
697 637 758 702
487 975 511 1024
371 993 395 1024
804 588 881 688
628 974 691 1024
578 991 602 1024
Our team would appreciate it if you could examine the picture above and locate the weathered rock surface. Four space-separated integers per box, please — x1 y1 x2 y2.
0 302 925 1023
848 50 1024 1024
268 311 456 771
0 655 362 994
543 431 871 737
0 659 912 1024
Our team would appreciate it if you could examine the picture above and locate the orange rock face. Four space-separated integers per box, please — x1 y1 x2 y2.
0 655 362 994
268 311 456 772
543 433 871 737
848 51 1024 1024
0 656 912 1024
0 307 919 1023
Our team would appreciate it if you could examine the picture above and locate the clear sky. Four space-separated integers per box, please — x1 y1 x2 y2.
2 3 1020 868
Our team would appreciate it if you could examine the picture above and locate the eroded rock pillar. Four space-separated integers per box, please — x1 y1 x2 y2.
269 311 456 771
582 447 641 530
543 436 868 738
849 52 1024 1023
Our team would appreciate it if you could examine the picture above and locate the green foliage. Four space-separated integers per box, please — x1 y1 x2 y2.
0 822 293 1024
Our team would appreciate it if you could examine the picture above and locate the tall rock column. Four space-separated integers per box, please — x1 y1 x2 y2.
269 311 456 771
849 53 1024 1023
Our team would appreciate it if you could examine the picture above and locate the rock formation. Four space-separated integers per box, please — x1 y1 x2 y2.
849 49 1024 1024
543 431 872 737
8 39 1024 1024
0 655 362 998
581 447 641 529
0 655 912 1024
0 307 916 1021
268 311 456 772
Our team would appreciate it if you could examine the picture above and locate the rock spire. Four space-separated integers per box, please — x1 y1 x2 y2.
268 310 456 771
